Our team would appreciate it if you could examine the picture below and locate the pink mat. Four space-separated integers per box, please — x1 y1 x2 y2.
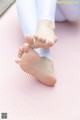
0 4 80 120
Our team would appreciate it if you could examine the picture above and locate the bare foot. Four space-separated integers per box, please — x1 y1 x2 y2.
26 20 57 48
16 43 56 86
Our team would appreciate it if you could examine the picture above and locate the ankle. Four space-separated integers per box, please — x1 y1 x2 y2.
37 19 55 31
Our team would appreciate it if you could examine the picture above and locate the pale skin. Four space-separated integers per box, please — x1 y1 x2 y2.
16 20 57 86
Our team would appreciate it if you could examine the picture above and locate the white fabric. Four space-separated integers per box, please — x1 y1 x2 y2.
59 4 80 22
36 0 57 22
55 5 66 22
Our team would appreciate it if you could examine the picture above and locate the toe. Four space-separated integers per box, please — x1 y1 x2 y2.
26 35 34 45
15 58 21 65
23 43 32 53
42 38 46 43
38 37 43 42
54 35 58 43
48 41 54 47
18 47 24 58
33 35 38 42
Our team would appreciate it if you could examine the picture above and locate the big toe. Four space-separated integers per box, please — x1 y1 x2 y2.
26 35 34 45
22 43 33 53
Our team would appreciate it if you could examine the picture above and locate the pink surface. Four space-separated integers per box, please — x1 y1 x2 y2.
0 4 80 120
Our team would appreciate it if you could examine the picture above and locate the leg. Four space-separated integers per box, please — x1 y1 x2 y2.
16 0 56 86
26 0 57 48
59 4 80 22
16 0 52 59
55 5 66 22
